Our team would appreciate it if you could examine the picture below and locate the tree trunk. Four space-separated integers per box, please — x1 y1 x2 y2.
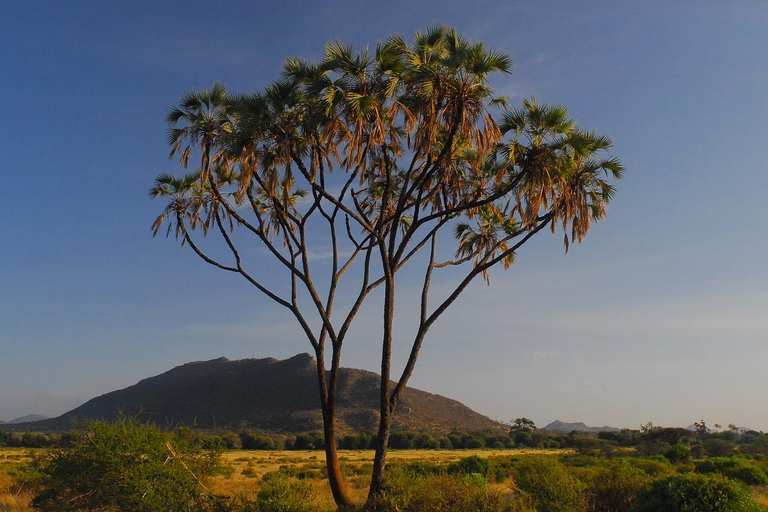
313 343 355 508
367 404 393 501
367 271 396 504
321 406 355 507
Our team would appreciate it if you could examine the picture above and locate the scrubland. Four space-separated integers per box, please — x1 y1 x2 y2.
3 445 768 512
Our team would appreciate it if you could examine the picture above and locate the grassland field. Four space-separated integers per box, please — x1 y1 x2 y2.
0 447 566 511
4 447 768 511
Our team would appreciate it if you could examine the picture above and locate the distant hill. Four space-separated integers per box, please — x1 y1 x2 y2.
544 420 620 433
9 415 48 424
12 354 502 433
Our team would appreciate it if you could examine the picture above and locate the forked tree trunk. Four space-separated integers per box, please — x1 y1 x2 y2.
314 346 355 508
321 406 355 507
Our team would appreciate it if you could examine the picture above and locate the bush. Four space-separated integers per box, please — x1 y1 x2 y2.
256 473 319 512
514 456 586 512
573 437 613 457
664 444 691 464
31 417 219 512
623 457 676 477
585 460 649 512
293 433 321 450
401 460 442 477
20 432 52 448
463 436 486 449
695 456 768 485
338 432 375 450
406 474 518 512
633 473 764 512
560 454 603 468
488 456 518 483
240 430 276 450
367 470 523 512
448 455 490 478
389 431 415 449
413 433 439 449
704 438 736 457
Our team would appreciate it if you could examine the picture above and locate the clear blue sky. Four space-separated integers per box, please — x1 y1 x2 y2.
1 1 767 429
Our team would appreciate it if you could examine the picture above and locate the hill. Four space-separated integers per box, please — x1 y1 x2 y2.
543 420 620 433
13 354 502 433
9 414 48 424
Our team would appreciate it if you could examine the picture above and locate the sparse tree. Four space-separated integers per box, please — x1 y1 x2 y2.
658 427 693 448
151 26 623 507
511 417 537 432
694 419 711 442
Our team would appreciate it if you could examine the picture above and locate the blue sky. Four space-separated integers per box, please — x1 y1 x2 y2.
1 1 767 429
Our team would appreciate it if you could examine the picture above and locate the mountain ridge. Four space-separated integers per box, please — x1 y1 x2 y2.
10 354 503 433
543 420 620 433
8 414 48 424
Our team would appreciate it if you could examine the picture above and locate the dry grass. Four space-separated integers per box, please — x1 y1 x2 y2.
0 449 35 512
210 448 564 504
0 447 564 499
14 447 768 511
753 485 768 507
0 450 34 472
218 448 561 475
216 448 564 480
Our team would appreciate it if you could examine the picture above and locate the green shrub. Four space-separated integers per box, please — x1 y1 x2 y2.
573 437 613 457
559 454 603 468
367 471 524 512
514 456 586 512
695 456 768 485
488 456 518 483
31 416 219 512
704 439 736 457
448 455 490 477
413 433 439 449
633 473 765 512
665 444 691 464
293 433 323 450
623 457 676 477
256 473 320 512
402 460 442 477
240 430 276 450
388 431 415 449
406 474 518 512
585 460 649 512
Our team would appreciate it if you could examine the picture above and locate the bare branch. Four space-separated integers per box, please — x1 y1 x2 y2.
389 212 554 408
212 209 292 309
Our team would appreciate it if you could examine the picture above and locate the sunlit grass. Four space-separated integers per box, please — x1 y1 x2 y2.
4 447 768 510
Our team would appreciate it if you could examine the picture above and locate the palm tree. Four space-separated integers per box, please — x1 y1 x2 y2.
151 27 624 509
166 82 234 186
499 97 624 250
149 172 209 240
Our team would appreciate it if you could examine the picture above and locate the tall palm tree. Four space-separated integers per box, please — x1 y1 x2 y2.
151 27 623 509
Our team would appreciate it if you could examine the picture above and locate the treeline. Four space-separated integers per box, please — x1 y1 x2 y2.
5 421 768 460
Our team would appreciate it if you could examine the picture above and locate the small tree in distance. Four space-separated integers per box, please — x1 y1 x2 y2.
151 25 624 507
